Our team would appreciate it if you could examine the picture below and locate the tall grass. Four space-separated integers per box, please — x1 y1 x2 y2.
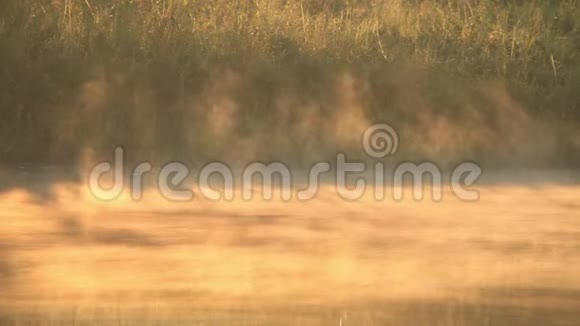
1 0 579 166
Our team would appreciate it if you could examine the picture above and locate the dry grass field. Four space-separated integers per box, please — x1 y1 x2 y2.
1 0 580 166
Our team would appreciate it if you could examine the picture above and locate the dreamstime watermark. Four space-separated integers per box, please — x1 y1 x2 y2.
88 123 482 202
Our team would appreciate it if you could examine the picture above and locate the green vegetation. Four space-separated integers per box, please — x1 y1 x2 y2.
1 0 579 166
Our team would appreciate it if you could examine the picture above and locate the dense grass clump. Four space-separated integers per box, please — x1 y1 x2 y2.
1 0 579 166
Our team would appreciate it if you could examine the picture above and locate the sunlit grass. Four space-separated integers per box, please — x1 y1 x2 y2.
0 0 579 165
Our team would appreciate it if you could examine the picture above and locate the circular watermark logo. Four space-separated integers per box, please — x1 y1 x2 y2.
362 123 399 158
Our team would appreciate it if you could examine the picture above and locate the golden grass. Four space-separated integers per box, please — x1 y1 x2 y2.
1 0 580 165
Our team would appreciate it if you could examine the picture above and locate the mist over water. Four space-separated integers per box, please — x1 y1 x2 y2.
1 181 580 325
